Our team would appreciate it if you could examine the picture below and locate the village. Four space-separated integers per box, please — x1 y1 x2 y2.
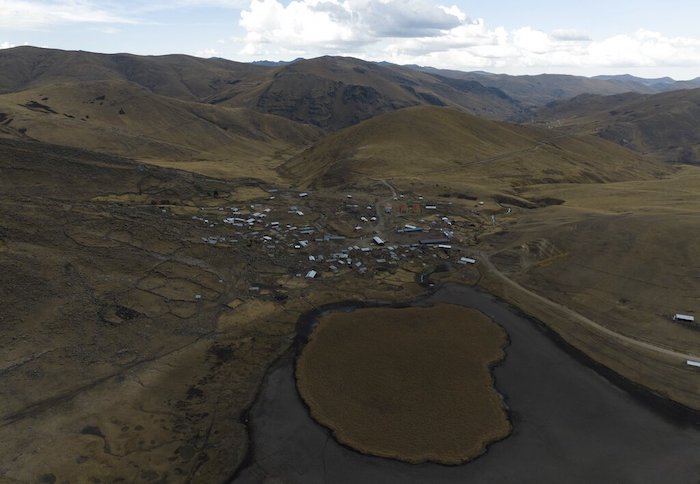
161 179 700 373
181 185 490 295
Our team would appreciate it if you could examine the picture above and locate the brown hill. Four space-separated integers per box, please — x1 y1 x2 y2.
0 79 321 179
210 56 524 130
1 48 525 132
282 105 667 188
411 69 659 109
534 88 700 163
0 46 271 102
411 68 700 109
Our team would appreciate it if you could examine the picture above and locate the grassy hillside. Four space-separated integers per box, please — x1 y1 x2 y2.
412 69 657 108
412 67 700 108
534 88 700 163
282 105 667 188
0 48 525 133
0 46 271 102
0 79 321 179
207 56 525 130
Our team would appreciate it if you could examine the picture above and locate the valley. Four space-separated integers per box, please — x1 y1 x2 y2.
0 46 698 483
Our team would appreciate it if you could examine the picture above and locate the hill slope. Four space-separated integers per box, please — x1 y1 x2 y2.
206 56 525 130
534 88 700 163
282 106 667 188
0 48 526 132
0 79 321 178
0 46 271 102
412 66 700 108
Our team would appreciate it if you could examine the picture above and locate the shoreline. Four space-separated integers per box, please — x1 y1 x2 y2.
231 280 700 481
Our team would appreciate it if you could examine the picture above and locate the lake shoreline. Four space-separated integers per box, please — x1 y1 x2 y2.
231 281 700 483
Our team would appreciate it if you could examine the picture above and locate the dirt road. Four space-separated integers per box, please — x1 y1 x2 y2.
477 251 700 363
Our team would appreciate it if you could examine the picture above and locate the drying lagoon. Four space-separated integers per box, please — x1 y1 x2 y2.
296 304 510 464
234 284 700 483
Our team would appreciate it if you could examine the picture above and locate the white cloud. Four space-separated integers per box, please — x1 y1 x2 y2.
238 0 464 56
0 0 136 29
132 0 250 14
551 29 591 42
1 41 17 49
194 47 220 57
236 0 700 76
586 30 700 68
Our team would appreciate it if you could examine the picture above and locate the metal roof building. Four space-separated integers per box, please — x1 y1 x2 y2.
673 314 695 323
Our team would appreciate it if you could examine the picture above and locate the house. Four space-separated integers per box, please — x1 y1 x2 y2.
687 360 700 368
305 270 317 279
419 238 449 245
373 236 385 246
673 314 695 323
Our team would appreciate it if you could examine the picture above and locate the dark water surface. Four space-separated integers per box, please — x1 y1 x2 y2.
233 284 700 483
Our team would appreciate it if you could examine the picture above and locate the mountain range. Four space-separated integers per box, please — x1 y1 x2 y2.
1 45 699 178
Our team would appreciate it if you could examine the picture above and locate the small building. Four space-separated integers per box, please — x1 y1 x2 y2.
299 192 309 197
373 236 385 246
687 360 700 368
305 270 317 279
419 238 450 245
673 314 695 323
459 257 477 264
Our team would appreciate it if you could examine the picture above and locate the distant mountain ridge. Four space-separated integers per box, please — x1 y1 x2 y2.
1 45 698 178
404 64 700 108
533 87 700 163
0 47 525 130
3 46 697 131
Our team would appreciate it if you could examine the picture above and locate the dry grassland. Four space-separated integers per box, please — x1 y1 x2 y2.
477 166 700 409
296 304 510 464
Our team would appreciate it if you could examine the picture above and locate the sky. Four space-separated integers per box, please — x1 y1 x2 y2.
2 0 700 79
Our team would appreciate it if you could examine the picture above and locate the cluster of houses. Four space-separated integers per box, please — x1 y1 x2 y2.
189 189 480 284
185 187 700 371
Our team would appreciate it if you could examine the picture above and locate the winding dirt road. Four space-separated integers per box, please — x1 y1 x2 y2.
477 251 700 363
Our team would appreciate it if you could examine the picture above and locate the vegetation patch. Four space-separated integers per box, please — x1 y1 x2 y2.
296 304 510 464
